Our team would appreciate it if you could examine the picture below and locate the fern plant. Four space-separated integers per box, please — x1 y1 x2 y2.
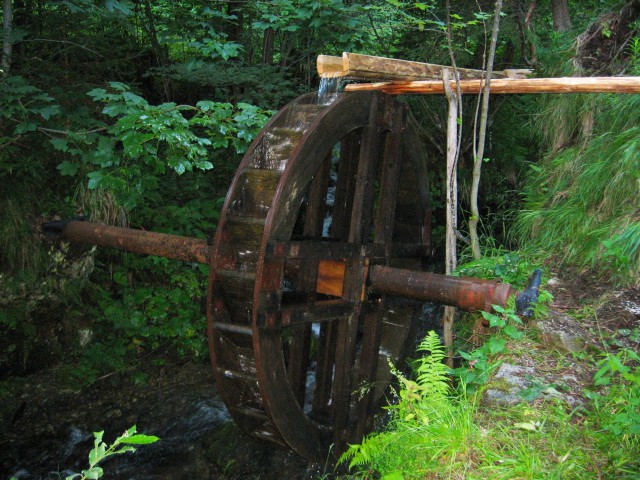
338 331 467 478
414 331 451 399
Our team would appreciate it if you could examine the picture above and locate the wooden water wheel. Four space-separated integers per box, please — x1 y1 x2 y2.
207 91 431 460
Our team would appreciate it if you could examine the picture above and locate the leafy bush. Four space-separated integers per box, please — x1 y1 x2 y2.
55 81 272 210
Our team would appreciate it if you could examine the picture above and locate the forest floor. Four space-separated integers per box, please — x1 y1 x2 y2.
1 270 638 480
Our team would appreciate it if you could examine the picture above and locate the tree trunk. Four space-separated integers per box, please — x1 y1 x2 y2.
469 0 503 260
225 1 243 45
442 68 459 369
141 0 171 100
262 27 274 65
2 0 12 74
551 0 571 32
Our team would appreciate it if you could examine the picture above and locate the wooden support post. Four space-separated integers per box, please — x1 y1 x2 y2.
346 76 640 95
443 70 459 369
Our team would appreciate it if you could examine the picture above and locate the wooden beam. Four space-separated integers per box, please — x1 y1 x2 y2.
317 54 344 78
345 76 640 95
317 52 531 81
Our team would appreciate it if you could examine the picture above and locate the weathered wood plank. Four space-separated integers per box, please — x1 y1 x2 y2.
346 76 640 95
316 259 346 297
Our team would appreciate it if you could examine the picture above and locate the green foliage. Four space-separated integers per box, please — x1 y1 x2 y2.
0 76 68 196
337 308 639 478
587 348 640 438
66 425 158 480
66 256 208 386
457 249 539 288
454 300 526 393
513 92 640 285
582 348 640 475
54 82 271 210
9 425 158 480
339 332 474 478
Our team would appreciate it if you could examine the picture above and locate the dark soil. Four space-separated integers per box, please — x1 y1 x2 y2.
546 268 640 350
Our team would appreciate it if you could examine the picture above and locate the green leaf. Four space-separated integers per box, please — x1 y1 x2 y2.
87 88 108 100
119 434 160 445
503 325 523 339
93 431 104 444
112 446 137 454
57 161 79 176
82 466 104 479
487 336 506 354
87 171 104 189
382 471 405 480
14 121 38 134
481 310 505 328
51 138 69 152
514 421 541 432
38 105 61 120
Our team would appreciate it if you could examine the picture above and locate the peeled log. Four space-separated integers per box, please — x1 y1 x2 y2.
345 76 640 95
317 52 524 81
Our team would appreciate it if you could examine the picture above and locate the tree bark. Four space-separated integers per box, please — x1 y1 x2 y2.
551 0 571 32
345 76 640 94
442 68 459 369
225 0 243 45
262 27 274 65
2 0 12 74
469 0 503 260
140 0 171 100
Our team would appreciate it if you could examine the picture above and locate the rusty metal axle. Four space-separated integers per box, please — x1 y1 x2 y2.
369 264 513 312
48 220 521 313
53 220 211 264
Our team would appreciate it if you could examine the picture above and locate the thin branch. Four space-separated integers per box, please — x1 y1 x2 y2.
21 38 104 57
2 0 13 74
37 126 107 136
469 0 503 260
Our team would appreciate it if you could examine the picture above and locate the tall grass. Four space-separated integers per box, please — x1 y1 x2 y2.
513 93 640 284
0 197 47 275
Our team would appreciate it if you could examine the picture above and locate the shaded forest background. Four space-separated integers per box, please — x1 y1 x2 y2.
1 0 639 384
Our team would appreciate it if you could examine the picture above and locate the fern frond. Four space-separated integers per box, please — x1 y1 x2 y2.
415 331 451 400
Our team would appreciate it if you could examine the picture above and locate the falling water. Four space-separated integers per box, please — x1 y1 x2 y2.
317 75 344 105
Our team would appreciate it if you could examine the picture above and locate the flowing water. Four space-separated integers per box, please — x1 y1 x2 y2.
317 76 344 105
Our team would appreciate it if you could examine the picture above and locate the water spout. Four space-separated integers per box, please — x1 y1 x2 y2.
317 75 346 105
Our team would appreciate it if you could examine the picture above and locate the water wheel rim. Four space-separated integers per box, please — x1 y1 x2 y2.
207 92 430 460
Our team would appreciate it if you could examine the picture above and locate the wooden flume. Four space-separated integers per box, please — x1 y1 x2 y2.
318 52 640 95
345 76 640 95
317 52 532 81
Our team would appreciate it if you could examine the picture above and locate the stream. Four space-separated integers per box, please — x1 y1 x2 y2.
1 358 321 480
2 303 440 479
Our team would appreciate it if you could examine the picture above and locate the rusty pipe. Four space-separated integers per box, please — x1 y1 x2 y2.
368 264 514 312
56 221 211 264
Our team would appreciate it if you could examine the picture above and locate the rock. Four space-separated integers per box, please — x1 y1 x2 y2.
483 363 535 406
531 310 590 353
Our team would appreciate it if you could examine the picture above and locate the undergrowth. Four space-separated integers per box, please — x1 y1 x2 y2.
337 298 640 479
513 91 640 285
